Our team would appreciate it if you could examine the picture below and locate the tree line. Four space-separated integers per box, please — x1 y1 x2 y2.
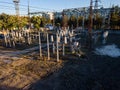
55 6 120 30
0 6 120 31
0 13 51 30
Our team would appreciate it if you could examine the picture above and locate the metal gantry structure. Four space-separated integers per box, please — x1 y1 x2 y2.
13 0 20 16
94 0 98 9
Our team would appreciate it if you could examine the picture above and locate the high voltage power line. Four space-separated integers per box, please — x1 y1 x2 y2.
0 1 62 16
0 4 27 11
0 1 56 11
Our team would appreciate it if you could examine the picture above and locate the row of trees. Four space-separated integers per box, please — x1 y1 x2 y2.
55 6 120 30
0 13 51 30
0 13 28 30
0 6 120 30
110 6 120 29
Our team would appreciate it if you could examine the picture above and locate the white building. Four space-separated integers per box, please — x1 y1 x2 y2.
29 7 111 20
54 7 111 19
30 11 54 20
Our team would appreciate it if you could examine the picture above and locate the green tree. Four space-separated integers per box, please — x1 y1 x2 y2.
0 20 2 30
40 16 47 27
7 15 17 30
55 17 62 27
0 13 9 29
68 15 77 29
0 14 18 30
46 18 51 24
62 14 68 28
110 5 120 29
110 12 119 29
93 14 103 29
31 16 41 29
19 16 28 29
78 16 83 27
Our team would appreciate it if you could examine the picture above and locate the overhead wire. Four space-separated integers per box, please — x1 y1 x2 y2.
0 1 63 15
0 4 27 11
0 1 55 11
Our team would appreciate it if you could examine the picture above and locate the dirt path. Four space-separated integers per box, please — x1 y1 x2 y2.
0 46 39 57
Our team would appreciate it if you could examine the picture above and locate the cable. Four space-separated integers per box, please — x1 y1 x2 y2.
0 4 28 11
0 1 66 15
0 1 55 11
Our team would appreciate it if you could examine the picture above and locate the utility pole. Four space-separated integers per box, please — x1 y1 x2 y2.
62 11 65 30
28 0 30 16
39 32 42 58
94 0 99 13
62 10 68 30
28 0 31 29
56 33 59 62
88 0 93 50
47 33 50 60
77 12 79 28
82 8 85 31
94 0 101 21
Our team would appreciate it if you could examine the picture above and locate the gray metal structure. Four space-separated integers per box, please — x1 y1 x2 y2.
13 0 20 16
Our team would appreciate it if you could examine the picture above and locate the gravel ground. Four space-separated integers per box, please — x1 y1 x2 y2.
28 32 120 90
0 31 120 90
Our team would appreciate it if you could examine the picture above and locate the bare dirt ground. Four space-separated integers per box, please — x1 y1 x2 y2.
0 32 120 90
28 55 120 90
27 32 120 90
0 47 63 90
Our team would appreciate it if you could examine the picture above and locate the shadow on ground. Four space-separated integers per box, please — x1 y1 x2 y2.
0 86 21 90
27 32 120 90
0 32 120 90
26 52 120 90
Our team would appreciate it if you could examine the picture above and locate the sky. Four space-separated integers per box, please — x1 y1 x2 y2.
0 0 120 15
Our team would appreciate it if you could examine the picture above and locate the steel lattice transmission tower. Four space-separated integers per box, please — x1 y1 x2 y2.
94 0 101 13
13 0 20 16
94 0 98 10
